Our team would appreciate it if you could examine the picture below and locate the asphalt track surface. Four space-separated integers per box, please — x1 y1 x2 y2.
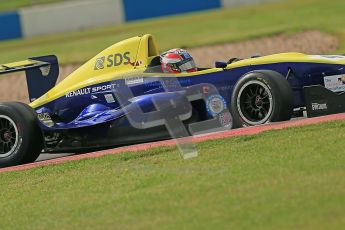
1 113 345 173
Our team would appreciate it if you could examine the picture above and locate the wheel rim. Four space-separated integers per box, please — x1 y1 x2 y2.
0 115 19 158
237 80 273 125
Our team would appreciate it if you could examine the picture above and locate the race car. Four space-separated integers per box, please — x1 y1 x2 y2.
0 34 345 167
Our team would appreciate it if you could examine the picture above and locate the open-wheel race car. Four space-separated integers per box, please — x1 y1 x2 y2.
1 34 345 167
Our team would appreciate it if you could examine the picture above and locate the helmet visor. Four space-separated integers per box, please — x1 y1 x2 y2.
178 59 196 72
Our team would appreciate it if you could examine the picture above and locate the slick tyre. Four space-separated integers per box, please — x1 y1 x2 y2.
0 102 43 167
231 70 293 128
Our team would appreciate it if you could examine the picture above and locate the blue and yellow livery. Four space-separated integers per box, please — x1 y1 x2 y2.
1 34 345 167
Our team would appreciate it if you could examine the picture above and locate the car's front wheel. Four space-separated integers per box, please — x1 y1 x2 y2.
0 102 43 167
231 70 294 128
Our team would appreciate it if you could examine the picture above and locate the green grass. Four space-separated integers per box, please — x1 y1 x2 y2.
0 120 344 229
0 0 345 64
0 0 63 12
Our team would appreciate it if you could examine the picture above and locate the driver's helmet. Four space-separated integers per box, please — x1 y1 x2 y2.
160 48 197 73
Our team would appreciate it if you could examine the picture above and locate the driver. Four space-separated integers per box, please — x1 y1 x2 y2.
160 48 197 73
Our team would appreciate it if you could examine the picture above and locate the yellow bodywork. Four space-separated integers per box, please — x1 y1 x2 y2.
28 34 345 109
29 34 221 108
225 52 345 69
30 34 159 108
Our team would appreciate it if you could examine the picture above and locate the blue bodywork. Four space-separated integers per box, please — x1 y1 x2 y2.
36 61 345 152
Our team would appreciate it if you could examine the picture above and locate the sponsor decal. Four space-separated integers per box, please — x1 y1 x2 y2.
125 76 144 85
323 74 345 92
66 83 119 98
129 60 144 67
38 113 54 127
94 52 131 70
66 88 91 97
144 78 191 88
206 94 227 117
220 85 232 91
106 52 131 67
94 57 105 70
104 94 115 103
311 101 328 111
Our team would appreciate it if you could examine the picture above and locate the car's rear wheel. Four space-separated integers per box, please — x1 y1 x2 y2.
231 70 294 128
0 102 43 167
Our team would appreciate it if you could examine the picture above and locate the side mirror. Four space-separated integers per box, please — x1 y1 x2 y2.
215 61 227 69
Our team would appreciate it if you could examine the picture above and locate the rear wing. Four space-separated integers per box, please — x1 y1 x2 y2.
0 55 59 102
